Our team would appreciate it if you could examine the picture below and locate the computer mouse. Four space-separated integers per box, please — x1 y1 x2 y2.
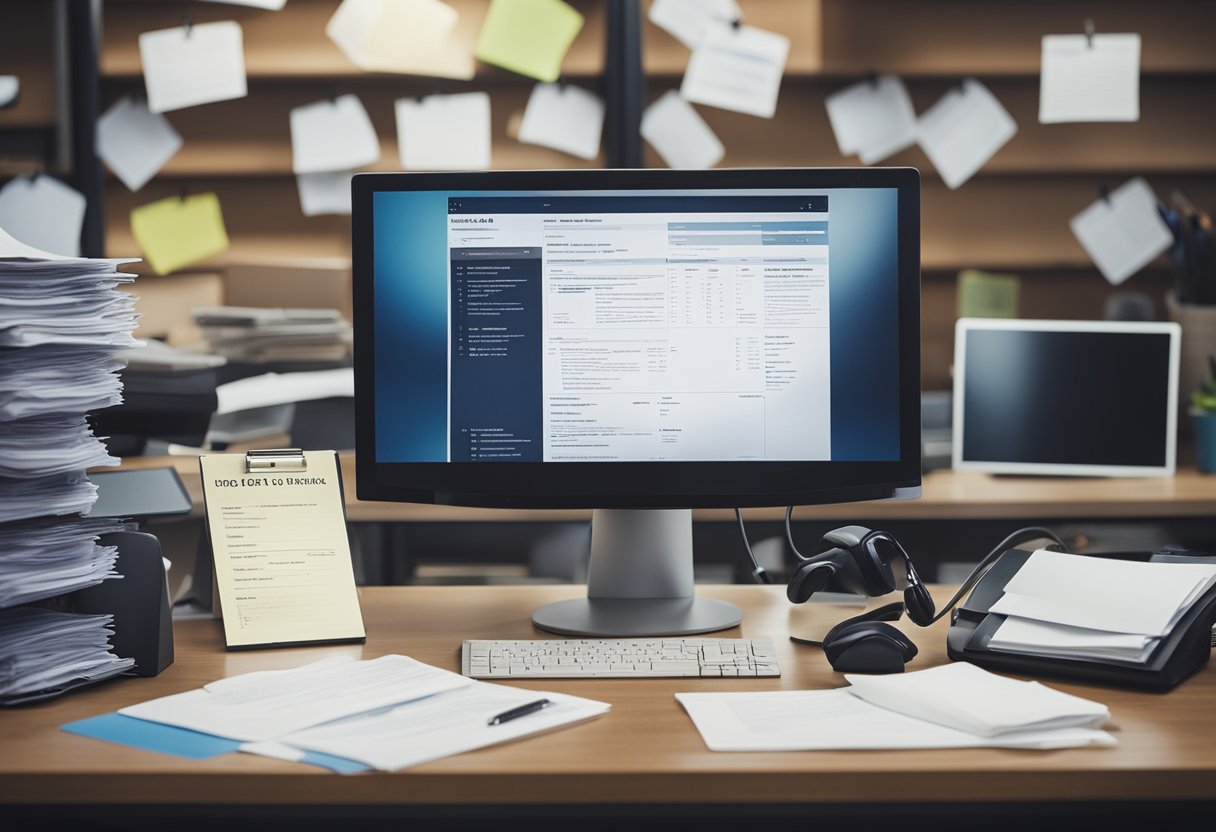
822 620 919 674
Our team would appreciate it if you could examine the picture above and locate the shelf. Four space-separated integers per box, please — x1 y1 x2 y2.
101 0 606 80
0 0 58 129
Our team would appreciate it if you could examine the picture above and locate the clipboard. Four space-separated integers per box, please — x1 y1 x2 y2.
199 449 365 650
946 548 1216 691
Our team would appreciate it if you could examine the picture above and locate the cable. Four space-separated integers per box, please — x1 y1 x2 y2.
784 504 812 561
734 508 772 584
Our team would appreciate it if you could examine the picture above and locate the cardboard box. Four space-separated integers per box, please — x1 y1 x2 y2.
120 272 224 346
222 258 353 322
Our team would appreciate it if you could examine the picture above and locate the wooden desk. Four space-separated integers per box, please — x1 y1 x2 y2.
2 586 1214 824
122 454 1216 523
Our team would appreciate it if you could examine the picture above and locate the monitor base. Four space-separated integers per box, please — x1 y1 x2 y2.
531 597 742 638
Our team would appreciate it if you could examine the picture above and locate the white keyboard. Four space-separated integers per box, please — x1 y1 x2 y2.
461 638 780 678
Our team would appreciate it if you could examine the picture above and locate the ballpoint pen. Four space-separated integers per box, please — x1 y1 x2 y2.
487 698 552 726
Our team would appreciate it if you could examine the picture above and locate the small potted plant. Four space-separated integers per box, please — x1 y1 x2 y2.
1191 355 1216 473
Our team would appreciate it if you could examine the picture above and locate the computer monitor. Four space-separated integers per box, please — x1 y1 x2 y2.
353 168 921 637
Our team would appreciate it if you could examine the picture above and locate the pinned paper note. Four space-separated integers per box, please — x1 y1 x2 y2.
290 95 380 175
200 0 287 8
825 75 917 165
1069 177 1172 286
641 90 724 169
648 0 741 49
0 175 86 257
139 21 248 114
957 270 1020 318
0 76 18 109
474 0 584 82
297 171 354 217
130 193 229 275
97 95 183 192
1039 33 1140 123
396 92 491 170
327 0 474 80
916 79 1016 189
680 22 789 119
518 83 604 160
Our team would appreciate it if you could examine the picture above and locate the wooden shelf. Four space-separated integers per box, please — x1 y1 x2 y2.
0 0 57 130
101 0 606 80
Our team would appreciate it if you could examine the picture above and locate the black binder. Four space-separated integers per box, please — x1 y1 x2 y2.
947 548 1216 691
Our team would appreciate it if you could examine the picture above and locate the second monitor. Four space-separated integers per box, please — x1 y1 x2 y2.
353 168 922 636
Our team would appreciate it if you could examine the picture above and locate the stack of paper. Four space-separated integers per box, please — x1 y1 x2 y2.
0 225 140 702
0 607 135 705
677 662 1114 752
69 655 610 772
988 549 1216 662
194 306 352 364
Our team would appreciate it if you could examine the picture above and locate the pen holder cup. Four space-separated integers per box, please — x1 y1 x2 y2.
1192 410 1216 474
1166 290 1216 434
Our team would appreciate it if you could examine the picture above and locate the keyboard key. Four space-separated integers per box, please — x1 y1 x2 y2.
462 638 780 679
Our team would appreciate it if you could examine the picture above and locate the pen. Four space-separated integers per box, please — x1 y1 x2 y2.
487 698 551 726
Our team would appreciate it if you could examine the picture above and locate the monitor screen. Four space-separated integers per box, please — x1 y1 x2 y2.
353 168 921 509
954 319 1181 477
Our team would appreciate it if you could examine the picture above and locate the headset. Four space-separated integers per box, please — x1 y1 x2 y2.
735 509 1065 673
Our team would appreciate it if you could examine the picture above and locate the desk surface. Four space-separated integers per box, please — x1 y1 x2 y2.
2 585 1214 808
122 454 1216 522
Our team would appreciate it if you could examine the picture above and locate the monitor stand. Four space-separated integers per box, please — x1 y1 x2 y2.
531 508 742 637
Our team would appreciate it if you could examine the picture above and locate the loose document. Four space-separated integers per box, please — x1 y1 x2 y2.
118 655 609 771
677 662 1114 752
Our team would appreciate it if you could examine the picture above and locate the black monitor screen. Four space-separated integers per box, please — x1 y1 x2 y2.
959 324 1177 471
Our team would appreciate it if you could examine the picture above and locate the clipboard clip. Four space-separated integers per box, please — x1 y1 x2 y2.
245 448 307 473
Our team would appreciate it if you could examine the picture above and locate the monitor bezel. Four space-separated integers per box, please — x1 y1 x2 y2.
353 167 921 509
952 317 1181 477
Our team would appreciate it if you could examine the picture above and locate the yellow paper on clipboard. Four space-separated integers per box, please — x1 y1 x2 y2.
200 450 365 649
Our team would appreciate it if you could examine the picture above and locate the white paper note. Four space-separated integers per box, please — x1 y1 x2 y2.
916 79 1016 189
96 95 183 192
0 76 18 108
676 689 1115 752
648 0 741 49
640 90 724 169
1069 177 1173 285
680 22 789 119
139 21 248 114
0 176 87 257
991 548 1216 636
327 0 473 79
395 92 491 170
200 0 288 8
825 75 917 164
297 170 354 217
289 94 380 174
518 83 604 160
1040 34 1140 123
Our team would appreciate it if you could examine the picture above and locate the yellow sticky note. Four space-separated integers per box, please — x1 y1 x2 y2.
360 0 475 80
130 192 229 275
958 269 1020 318
474 0 583 82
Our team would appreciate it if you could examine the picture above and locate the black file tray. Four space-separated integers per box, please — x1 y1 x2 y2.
947 548 1216 691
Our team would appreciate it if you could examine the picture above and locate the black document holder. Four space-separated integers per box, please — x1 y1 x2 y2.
947 548 1216 691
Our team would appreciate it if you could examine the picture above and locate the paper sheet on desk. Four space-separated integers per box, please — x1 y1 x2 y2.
990 549 1216 636
120 655 473 742
247 681 610 772
676 689 1114 752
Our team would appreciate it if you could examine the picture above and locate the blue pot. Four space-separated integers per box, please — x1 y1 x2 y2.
1194 411 1216 474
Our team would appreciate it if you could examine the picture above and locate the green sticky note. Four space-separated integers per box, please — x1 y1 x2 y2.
130 192 229 276
958 269 1020 318
474 0 584 82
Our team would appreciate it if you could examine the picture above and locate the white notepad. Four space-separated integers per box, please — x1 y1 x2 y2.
1040 33 1140 123
139 21 248 114
1069 177 1173 286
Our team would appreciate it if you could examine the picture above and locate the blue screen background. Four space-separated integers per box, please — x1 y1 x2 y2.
372 188 900 462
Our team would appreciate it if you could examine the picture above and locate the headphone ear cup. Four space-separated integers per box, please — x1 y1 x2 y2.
903 583 936 626
786 560 835 604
